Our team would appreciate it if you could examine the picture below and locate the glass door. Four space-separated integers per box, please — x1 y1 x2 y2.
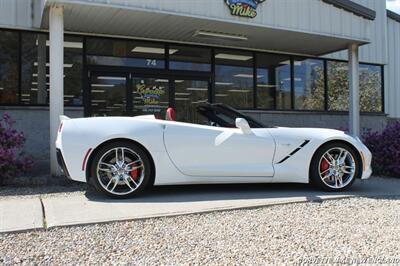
173 79 210 124
131 77 170 119
89 72 130 117
87 70 211 121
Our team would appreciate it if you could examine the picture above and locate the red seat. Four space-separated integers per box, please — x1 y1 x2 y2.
165 107 176 121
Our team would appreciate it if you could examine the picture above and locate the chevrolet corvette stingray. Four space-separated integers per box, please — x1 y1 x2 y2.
56 104 372 198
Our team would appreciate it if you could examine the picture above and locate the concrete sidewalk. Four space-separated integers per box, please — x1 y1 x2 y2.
0 198 43 233
1 177 400 233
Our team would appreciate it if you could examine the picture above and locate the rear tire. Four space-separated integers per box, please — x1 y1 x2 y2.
310 142 362 192
90 141 152 198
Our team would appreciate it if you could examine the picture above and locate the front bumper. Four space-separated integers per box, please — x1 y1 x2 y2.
359 145 373 180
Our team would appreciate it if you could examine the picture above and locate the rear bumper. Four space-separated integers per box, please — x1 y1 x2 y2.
56 148 72 179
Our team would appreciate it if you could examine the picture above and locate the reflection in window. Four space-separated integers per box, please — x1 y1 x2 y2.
327 61 348 111
174 80 209 124
86 38 165 69
21 33 47 105
215 50 253 109
294 58 325 110
64 36 83 106
0 30 19 104
359 64 382 112
275 59 291 110
21 33 83 106
169 46 211 72
132 78 169 118
256 53 291 109
90 75 127 117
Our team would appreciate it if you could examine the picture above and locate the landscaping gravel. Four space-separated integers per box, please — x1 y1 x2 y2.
1 196 399 265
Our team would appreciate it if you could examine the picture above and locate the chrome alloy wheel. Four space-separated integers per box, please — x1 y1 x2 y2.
318 147 356 189
96 147 144 196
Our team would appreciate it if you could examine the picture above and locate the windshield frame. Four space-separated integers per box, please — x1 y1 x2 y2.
196 103 268 128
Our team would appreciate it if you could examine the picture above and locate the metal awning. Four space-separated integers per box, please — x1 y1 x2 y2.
41 1 369 56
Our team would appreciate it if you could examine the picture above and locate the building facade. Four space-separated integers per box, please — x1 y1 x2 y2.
0 0 398 174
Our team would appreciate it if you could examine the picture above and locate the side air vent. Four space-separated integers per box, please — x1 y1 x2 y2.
277 140 310 164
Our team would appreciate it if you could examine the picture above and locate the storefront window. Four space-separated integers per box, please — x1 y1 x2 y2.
169 45 211 72
215 50 253 109
64 36 83 106
327 61 349 111
275 59 291 110
359 64 382 112
0 30 19 104
86 38 165 69
294 58 325 110
174 79 209 123
21 33 48 105
256 53 291 109
20 33 83 106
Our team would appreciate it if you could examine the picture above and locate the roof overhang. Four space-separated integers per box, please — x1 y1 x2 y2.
42 1 369 57
321 0 376 20
388 10 400 23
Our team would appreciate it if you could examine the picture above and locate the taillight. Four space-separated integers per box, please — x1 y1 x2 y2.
58 122 63 133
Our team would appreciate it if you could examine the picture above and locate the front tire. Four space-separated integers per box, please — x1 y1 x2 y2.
310 142 362 191
90 141 152 198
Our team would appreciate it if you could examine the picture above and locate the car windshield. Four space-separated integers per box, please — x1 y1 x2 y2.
196 103 267 128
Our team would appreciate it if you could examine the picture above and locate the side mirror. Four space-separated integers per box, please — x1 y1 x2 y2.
235 118 252 134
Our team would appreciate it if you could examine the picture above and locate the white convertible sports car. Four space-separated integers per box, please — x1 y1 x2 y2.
56 103 372 198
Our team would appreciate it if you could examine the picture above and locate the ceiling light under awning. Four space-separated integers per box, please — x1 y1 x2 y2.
228 89 251 93
193 30 248 41
97 76 126 81
257 84 277 88
215 53 253 61
131 47 178 54
154 79 184 83
33 73 65 78
32 82 50 85
186 87 208 91
215 82 233 86
91 84 115 87
34 62 73 68
35 40 83 49
234 74 264 78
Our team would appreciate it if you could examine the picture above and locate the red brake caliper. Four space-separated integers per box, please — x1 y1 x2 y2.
130 164 139 181
320 159 329 174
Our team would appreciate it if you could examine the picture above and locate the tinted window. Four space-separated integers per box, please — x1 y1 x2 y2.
64 36 83 106
169 46 211 72
256 53 291 109
215 50 254 109
327 61 348 111
21 33 83 106
0 30 19 104
87 38 165 69
21 33 48 105
359 64 382 112
275 59 291 110
294 58 325 110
